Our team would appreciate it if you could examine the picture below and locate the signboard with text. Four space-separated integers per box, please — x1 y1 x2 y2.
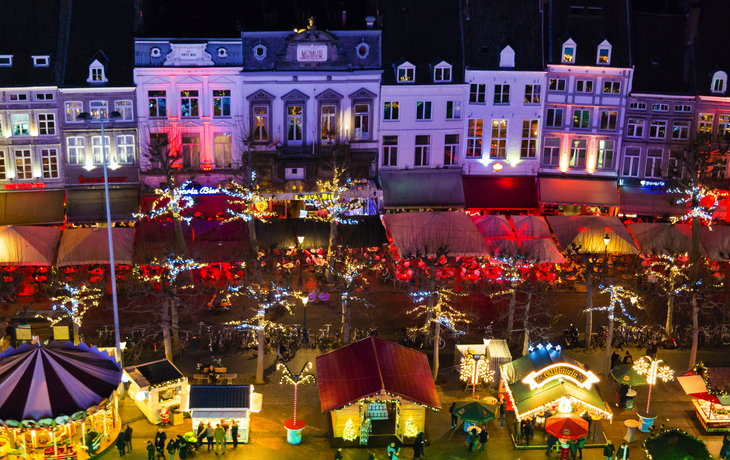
297 45 327 62
522 363 600 390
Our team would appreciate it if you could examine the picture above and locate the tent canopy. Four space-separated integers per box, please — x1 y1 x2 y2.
546 216 639 254
627 223 699 255
0 226 61 266
644 428 712 460
700 226 730 261
511 216 566 264
382 212 488 258
57 228 135 266
474 215 520 256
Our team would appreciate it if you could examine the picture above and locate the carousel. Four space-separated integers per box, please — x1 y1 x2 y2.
0 342 122 459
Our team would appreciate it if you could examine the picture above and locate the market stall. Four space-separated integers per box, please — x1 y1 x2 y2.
677 364 730 432
643 427 713 460
316 337 441 447
0 342 122 460
123 359 188 425
184 385 262 445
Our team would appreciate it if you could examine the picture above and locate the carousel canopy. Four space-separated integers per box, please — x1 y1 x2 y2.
0 342 121 421
57 228 135 266
124 359 185 389
382 212 488 258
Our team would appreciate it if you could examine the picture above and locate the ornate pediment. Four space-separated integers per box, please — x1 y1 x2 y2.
315 89 344 101
349 87 377 99
246 89 275 101
281 89 311 101
163 43 214 67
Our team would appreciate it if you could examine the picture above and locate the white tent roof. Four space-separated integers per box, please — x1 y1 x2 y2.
473 215 520 256
382 212 488 258
57 228 135 266
627 223 698 255
0 225 60 266
546 216 639 254
701 226 730 261
511 216 566 264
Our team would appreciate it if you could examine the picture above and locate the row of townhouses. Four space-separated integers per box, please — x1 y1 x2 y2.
0 0 728 226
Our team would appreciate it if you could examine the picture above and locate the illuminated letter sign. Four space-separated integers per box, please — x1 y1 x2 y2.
297 45 327 62
156 186 222 196
521 363 600 390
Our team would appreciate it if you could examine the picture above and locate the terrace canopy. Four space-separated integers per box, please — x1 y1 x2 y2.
382 212 488 258
57 228 135 266
627 223 698 255
0 225 61 266
546 216 639 254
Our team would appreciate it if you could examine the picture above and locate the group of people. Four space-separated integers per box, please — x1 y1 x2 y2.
141 420 239 460
115 425 134 457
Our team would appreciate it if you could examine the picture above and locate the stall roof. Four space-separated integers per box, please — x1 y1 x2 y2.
463 176 538 210
317 336 441 412
0 225 61 266
189 386 251 410
57 228 135 266
382 212 488 258
700 226 730 261
626 223 699 255
382 170 465 209
124 359 185 388
546 216 639 254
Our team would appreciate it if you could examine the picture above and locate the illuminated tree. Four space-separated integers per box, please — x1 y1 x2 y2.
641 254 691 334
459 349 494 399
403 416 418 438
594 284 641 375
343 418 357 442
41 283 103 345
276 361 316 424
329 249 376 343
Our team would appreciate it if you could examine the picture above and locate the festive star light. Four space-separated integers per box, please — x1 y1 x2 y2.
134 180 195 223
222 172 277 222
594 285 642 321
303 168 364 225
44 283 103 326
277 361 316 386
669 185 720 228
460 349 494 400
633 355 674 413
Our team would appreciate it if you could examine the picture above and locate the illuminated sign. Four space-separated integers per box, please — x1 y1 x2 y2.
294 192 333 200
522 363 600 390
155 186 223 196
79 175 127 184
640 180 666 188
297 45 327 62
4 183 46 190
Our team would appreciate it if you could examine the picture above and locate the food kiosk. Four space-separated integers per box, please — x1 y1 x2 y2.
185 386 262 444
678 363 730 432
124 359 188 425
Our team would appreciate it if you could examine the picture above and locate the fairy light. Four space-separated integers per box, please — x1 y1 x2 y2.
277 361 316 425
136 256 207 283
343 418 357 441
222 171 277 222
407 289 470 337
633 356 674 413
669 185 720 228
303 168 364 225
43 283 102 326
594 285 641 321
403 416 418 437
460 349 494 399
224 283 301 331
134 180 195 223
642 254 691 295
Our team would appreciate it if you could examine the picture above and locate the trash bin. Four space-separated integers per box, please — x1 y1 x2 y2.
625 389 636 411
172 410 184 426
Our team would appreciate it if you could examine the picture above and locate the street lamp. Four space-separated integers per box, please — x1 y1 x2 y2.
297 235 305 287
76 110 122 364
633 355 674 414
301 295 309 344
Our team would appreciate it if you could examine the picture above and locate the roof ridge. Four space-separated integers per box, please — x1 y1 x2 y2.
371 336 386 391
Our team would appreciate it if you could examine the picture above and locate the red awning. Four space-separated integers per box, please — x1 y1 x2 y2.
316 337 441 412
463 176 538 210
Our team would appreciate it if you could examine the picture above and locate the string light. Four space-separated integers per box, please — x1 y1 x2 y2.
633 356 674 413
403 416 418 437
642 427 712 460
594 285 641 321
303 168 364 224
669 185 720 228
277 361 316 425
460 349 494 399
134 180 195 223
642 254 691 295
224 283 301 331
222 171 277 222
42 283 102 326
343 418 358 441
407 289 470 337
135 257 207 283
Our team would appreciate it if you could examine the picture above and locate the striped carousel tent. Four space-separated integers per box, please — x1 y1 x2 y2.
0 342 121 421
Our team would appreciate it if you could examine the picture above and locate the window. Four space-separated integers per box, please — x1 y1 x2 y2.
649 120 667 139
356 43 370 59
32 56 49 67
92 136 110 164
562 39 576 63
150 133 169 158
41 149 58 179
603 81 621 94
382 136 398 167
34 113 55 136
9 94 28 101
434 64 451 82
627 119 644 138
569 139 587 168
469 84 486 103
213 90 231 117
466 119 483 158
287 105 304 143
500 46 515 68
675 105 692 113
87 59 107 83
543 138 561 166
493 85 510 104
645 149 663 178
353 104 370 140
117 135 135 164
383 101 399 120
114 100 133 121
597 140 614 169
712 71 727 94
148 91 167 117
572 109 590 129
597 40 611 65
416 101 432 120
180 134 200 168
652 104 669 112
600 111 618 130
521 120 538 158
67 137 85 165
414 135 430 166
623 147 641 177
217 47 228 58
90 100 108 119
698 113 714 137
668 150 684 178
0 151 5 180
0 55 12 67
14 150 32 179
11 114 29 136
397 63 415 83
672 121 690 140
253 106 269 142
320 104 337 142
719 115 730 142
36 93 53 101
546 108 563 127
253 44 267 60
490 120 507 158
629 102 647 111
214 133 232 168
446 101 461 120
549 78 566 91
524 85 540 104
444 134 459 165
576 80 593 93
151 47 162 58
180 90 199 117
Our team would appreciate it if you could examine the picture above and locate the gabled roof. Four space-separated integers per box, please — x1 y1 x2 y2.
463 0 543 71
316 337 441 412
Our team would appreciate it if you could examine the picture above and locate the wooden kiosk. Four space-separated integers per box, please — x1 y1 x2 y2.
316 337 441 447
678 364 730 433
185 385 262 444
123 359 188 425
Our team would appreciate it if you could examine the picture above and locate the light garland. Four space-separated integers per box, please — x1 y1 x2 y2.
633 355 674 413
146 377 187 391
460 348 494 399
594 285 641 321
136 257 207 283
303 168 363 225
43 283 102 326
134 180 195 223
277 361 316 425
669 185 720 228
224 283 301 331
404 416 418 437
641 427 714 460
407 289 470 337
642 254 691 295
222 172 277 222
693 362 730 398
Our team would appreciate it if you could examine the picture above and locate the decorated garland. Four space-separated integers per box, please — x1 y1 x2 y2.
693 362 730 398
641 427 714 460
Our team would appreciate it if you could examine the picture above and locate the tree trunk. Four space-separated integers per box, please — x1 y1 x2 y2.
604 309 615 376
161 301 173 361
341 293 350 343
521 293 532 356
171 300 179 355
326 220 337 284
665 293 675 334
255 322 266 384
689 293 699 369
72 322 80 345
507 289 516 341
424 275 436 327
688 215 701 369
585 258 594 347
432 321 440 381
173 216 187 255
247 219 262 283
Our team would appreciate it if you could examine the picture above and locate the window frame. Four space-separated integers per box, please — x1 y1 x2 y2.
212 90 231 118
89 100 108 120
251 104 271 144
319 103 338 144
181 133 201 168
629 102 647 111
622 147 641 177
433 63 452 83
562 39 576 64
352 101 372 141
446 101 462 120
91 135 111 165
41 148 59 179
66 136 86 166
382 135 398 167
285 103 305 145
675 104 692 113
114 100 134 121
14 149 32 180
520 119 538 158
599 110 618 130
627 118 644 138
603 81 621 94
712 71 728 94
0 150 6 180
116 135 135 165
466 119 483 158
672 121 690 140
698 113 714 137
87 59 107 83
542 138 561 167
416 101 432 121
576 80 594 93
37 113 56 136
548 78 566 92
572 109 590 129
545 108 563 128
469 84 486 104
489 119 508 159
11 114 30 136
148 90 167 118
65 101 83 123
493 84 510 105
32 56 50 67
180 90 200 118
396 63 415 84
569 139 587 168
213 133 232 168
649 120 667 139
652 103 669 112
383 101 400 121
524 85 541 104
596 140 614 170
596 40 612 65
414 135 431 167
444 134 459 166
645 148 664 178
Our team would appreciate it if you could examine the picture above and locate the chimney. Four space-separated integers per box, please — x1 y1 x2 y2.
365 16 375 28
342 10 347 28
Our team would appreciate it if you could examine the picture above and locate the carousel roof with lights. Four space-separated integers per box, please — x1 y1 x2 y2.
0 342 121 422
316 336 441 412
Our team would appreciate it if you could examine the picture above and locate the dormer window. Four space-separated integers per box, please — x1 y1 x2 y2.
253 44 267 60
217 47 228 58
356 42 370 59
32 56 49 67
433 61 452 83
150 47 162 58
597 40 611 65
499 46 515 68
396 61 415 83
562 39 576 64
0 55 12 67
86 59 107 84
712 71 727 94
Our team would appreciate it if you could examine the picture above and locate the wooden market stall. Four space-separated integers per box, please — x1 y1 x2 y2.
316 337 441 448
677 364 730 432
184 386 262 445
455 339 512 390
123 359 188 425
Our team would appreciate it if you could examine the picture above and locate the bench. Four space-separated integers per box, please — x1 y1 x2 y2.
193 374 209 384
216 374 237 385
213 367 227 374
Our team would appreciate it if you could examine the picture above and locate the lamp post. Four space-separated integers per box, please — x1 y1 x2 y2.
297 235 305 287
278 361 316 444
76 110 122 363
603 233 610 257
301 295 308 343
633 355 674 431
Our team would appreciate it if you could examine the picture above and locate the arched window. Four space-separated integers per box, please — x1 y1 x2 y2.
712 71 727 94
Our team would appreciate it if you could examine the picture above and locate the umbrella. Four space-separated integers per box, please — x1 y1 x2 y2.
644 428 712 460
452 400 497 424
610 363 648 387
545 413 588 440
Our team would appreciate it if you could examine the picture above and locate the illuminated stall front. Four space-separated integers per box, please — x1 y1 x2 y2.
678 364 730 433
185 386 262 445
123 359 188 425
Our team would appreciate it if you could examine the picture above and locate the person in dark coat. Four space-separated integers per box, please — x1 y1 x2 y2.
546 434 558 456
610 350 620 369
467 428 478 452
166 439 177 460
155 429 167 459
178 437 188 460
449 402 458 428
478 426 488 452
524 419 534 446
499 398 507 427
335 448 343 460
577 436 586 459
115 431 127 457
124 425 133 453
622 351 633 364
618 384 630 409
231 421 239 449
604 440 616 460
413 432 426 459
147 441 156 460
617 442 629 460
568 439 578 460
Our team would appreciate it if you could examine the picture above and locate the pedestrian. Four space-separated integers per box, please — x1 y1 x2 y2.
214 423 226 455
478 425 488 452
577 436 586 459
221 420 230 448
617 442 629 460
513 419 521 445
116 431 127 457
413 432 426 459
231 420 239 449
604 440 616 460
568 439 578 460
178 437 188 460
155 428 167 459
546 434 558 456
124 424 133 453
468 428 478 452
205 423 214 451
335 448 343 460
622 351 633 364
368 454 377 460
388 442 397 459
524 419 534 446
610 350 620 369
195 422 205 450
166 439 177 460
449 402 458 429
499 398 507 428
720 434 730 460
147 441 156 460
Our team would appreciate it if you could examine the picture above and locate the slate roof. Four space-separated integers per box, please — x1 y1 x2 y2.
379 0 464 84
462 0 543 71
0 0 61 87
545 0 631 68
124 359 185 388
189 386 251 410
695 0 730 96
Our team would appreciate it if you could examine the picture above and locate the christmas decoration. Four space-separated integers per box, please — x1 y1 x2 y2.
277 361 316 425
407 289 470 336
43 283 103 327
343 417 357 441
404 415 418 438
302 168 364 224
594 285 640 321
669 185 720 228
134 180 195 223
633 356 674 413
460 349 494 399
224 283 302 331
222 171 276 222
135 256 207 283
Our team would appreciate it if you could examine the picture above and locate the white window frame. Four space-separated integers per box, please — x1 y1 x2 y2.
672 121 690 140
35 93 54 101
252 105 270 142
446 101 461 120
114 100 134 121
116 135 135 165
466 119 483 158
629 102 647 111
627 119 644 138
320 104 337 143
92 136 111 165
718 115 730 142
0 55 12 67
433 62 452 83
623 148 641 177
148 90 167 118
470 84 486 104
65 101 83 123
286 104 304 145
652 103 669 112
32 56 50 67
9 93 28 102
546 108 563 128
543 138 561 167
353 103 371 140
89 100 108 120
383 101 399 121
600 111 618 130
524 85 541 104
569 139 587 168
212 90 231 118
180 90 200 118
382 135 398 167
14 149 32 180
603 81 621 94
66 136 86 166
699 113 714 137
645 149 663 178
596 140 614 170
87 59 107 83
521 120 538 158
572 109 590 129
576 80 593 93
712 71 728 94
11 114 29 136
414 135 431 167
493 84 510 104
548 78 566 91
396 62 415 83
490 119 508 159
37 113 56 136
416 101 432 120
649 120 667 139
444 134 459 166
596 40 612 65
562 39 576 63
675 104 692 113
213 133 232 168
41 148 59 179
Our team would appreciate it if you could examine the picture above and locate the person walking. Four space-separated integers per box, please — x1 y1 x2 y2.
610 350 620 369
335 448 343 460
205 423 214 451
413 432 426 459
214 423 226 455
155 429 167 459
166 438 177 460
116 431 127 457
221 420 230 449
449 402 458 429
604 440 616 460
231 421 239 449
720 434 730 460
124 424 133 453
147 441 156 460
478 425 488 452
195 422 205 450
617 442 629 460
568 439 578 460
546 434 558 456
524 419 534 446
499 398 507 428
577 436 586 459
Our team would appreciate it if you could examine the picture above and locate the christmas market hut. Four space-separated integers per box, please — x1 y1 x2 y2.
500 344 612 432
643 428 713 460
0 342 122 460
677 363 730 432
184 385 262 445
316 337 441 447
123 359 188 425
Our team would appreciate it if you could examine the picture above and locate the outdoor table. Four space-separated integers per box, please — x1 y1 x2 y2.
623 419 640 443
483 396 498 405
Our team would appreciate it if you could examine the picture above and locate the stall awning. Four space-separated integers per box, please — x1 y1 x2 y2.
191 410 248 419
463 176 538 210
0 225 61 266
539 177 619 207
382 170 464 209
546 216 639 254
382 212 488 258
67 189 139 223
0 191 64 225
337 216 388 248
189 386 251 410
700 226 730 261
619 187 685 217
626 223 699 255
255 219 330 251
57 228 135 266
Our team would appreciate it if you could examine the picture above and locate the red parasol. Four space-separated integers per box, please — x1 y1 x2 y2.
545 414 589 440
